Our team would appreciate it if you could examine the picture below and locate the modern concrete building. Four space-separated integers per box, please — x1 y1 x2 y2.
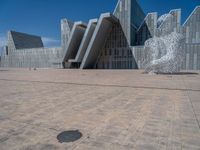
1 0 200 70
0 19 74 68
0 31 64 68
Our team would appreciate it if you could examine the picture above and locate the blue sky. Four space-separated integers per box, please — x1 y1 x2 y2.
0 0 200 49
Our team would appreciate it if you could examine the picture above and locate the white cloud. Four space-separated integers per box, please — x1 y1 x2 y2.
42 37 60 47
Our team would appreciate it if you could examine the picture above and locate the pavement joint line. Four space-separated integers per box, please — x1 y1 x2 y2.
0 78 199 92
0 123 28 143
181 76 200 129
186 93 200 129
5 117 61 133
71 91 126 150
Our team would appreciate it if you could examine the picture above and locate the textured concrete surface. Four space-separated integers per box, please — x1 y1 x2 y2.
0 68 200 150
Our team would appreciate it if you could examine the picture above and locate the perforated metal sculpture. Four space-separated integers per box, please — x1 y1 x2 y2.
143 14 185 74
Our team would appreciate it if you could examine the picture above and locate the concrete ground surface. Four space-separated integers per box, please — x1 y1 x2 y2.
0 68 200 150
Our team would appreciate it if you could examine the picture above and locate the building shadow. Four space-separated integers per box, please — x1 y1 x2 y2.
142 71 199 75
0 70 9 72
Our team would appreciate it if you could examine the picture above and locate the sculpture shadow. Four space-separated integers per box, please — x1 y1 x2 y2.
158 72 199 75
142 71 199 75
57 130 82 143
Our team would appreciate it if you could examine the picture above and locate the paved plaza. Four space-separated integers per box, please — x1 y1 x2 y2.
0 69 200 150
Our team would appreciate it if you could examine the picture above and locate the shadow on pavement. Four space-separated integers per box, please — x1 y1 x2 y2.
142 71 199 75
159 72 199 75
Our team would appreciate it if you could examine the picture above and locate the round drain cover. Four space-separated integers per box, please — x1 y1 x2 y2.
57 130 82 143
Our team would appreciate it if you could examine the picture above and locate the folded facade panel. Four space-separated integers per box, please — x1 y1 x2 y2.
68 19 98 65
80 13 118 69
63 22 87 68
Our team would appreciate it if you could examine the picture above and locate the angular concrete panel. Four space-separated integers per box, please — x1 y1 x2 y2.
68 19 98 66
61 19 74 54
9 31 44 50
63 21 87 68
183 6 200 44
114 0 145 46
183 6 200 70
157 9 181 36
80 13 118 69
136 12 158 45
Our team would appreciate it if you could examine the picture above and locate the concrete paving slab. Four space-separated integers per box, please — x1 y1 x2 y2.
0 69 200 150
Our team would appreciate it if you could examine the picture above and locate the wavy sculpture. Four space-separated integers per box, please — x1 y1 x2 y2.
143 14 185 74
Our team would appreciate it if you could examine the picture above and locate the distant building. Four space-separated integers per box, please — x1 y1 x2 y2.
1 0 200 70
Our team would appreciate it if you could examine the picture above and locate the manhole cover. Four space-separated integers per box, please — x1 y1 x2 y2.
57 130 82 143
